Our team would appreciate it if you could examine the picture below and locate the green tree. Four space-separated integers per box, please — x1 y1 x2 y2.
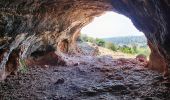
132 44 138 53
95 38 105 47
105 42 117 51
119 45 133 54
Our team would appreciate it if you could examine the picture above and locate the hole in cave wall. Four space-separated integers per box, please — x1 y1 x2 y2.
30 45 56 58
58 39 69 53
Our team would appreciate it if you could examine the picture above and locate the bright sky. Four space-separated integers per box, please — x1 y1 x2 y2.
81 11 144 38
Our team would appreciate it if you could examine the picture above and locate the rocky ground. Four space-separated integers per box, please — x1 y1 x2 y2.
0 43 170 100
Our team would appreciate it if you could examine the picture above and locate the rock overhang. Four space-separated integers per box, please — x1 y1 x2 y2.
0 0 170 79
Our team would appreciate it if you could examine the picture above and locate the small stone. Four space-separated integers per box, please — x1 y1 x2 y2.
115 76 124 80
53 69 59 72
73 63 79 66
162 81 170 87
111 84 127 91
44 65 49 68
144 97 154 100
54 78 64 85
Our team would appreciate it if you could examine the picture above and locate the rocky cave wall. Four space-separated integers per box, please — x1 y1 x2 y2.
110 0 170 76
0 0 170 79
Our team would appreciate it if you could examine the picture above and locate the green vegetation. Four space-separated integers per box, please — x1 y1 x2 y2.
79 34 150 57
19 58 28 74
105 42 117 51
103 36 147 46
95 38 105 47
118 45 134 54
136 47 151 57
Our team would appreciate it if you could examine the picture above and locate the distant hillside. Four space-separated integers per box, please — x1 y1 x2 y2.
102 35 147 46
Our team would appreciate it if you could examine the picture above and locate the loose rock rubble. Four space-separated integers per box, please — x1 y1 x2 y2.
0 53 170 100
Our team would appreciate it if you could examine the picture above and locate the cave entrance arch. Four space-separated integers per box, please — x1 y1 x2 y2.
78 11 150 59
0 0 169 81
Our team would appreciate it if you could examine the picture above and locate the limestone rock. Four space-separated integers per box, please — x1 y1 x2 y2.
0 0 170 79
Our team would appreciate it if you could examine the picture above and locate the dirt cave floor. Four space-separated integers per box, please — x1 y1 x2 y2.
1 44 170 100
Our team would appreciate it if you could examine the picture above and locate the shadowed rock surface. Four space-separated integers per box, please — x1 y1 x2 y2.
0 0 170 78
0 54 170 100
0 0 170 98
0 40 170 100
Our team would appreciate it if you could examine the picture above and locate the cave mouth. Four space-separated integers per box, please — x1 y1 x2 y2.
78 11 150 60
1 0 170 99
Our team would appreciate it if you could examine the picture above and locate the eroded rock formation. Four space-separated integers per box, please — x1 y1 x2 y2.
0 0 170 79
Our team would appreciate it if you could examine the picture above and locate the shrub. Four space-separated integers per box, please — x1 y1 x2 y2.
79 34 95 43
105 42 117 51
132 44 138 53
119 45 134 54
95 38 105 47
19 58 28 73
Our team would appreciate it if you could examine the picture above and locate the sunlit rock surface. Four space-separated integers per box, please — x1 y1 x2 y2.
0 0 170 79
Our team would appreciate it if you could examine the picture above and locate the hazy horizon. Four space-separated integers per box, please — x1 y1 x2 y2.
81 33 145 39
81 11 144 38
